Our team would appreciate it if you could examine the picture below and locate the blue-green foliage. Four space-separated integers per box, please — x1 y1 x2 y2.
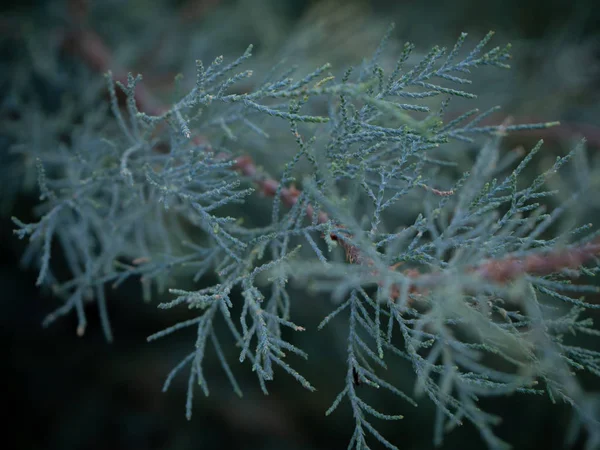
8 26 600 449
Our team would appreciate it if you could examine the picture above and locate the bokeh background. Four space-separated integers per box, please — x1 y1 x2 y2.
2 1 600 449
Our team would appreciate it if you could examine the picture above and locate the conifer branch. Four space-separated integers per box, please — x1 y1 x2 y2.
10 10 599 448
63 14 599 294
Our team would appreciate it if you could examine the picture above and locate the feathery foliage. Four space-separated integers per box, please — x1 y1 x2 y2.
6 19 600 449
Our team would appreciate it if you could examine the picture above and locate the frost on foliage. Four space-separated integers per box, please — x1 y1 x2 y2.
9 26 600 450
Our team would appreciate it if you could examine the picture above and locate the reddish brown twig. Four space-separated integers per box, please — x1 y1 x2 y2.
63 28 166 116
474 238 600 284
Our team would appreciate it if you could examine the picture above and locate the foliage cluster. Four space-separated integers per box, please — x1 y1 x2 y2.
3 5 600 448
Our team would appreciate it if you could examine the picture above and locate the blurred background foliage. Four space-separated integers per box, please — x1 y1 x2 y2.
1 0 600 449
